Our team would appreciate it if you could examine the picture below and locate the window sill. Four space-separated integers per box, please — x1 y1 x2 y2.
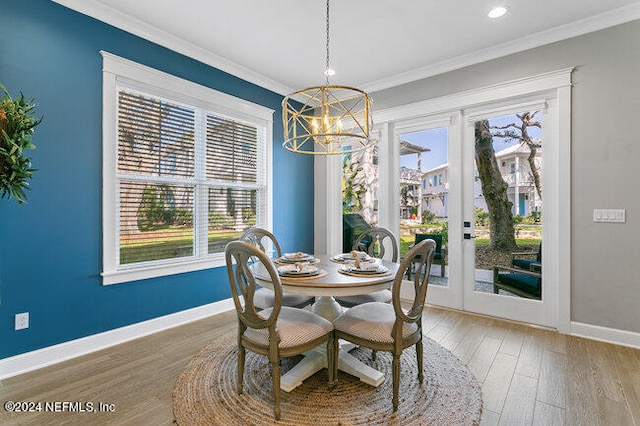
102 255 225 285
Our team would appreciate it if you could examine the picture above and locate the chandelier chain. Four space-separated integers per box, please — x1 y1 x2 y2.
325 0 330 84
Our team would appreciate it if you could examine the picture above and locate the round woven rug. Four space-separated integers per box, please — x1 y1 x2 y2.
173 333 482 425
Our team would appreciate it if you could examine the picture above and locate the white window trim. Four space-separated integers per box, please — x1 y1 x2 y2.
101 51 273 285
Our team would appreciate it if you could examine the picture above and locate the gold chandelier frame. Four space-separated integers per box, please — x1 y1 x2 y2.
281 0 374 155
282 85 373 155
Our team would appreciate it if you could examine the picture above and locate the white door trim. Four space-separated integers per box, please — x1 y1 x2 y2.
316 68 572 332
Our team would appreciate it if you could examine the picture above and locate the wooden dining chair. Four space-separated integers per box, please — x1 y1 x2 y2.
240 227 314 310
335 227 399 308
332 238 436 412
225 241 336 420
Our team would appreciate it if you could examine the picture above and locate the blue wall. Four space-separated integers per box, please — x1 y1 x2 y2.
0 0 314 359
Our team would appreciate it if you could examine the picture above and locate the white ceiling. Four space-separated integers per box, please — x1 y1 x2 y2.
55 0 640 95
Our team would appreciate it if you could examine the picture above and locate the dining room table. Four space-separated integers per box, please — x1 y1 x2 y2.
252 252 399 392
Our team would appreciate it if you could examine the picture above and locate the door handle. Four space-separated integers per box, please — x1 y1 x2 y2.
464 233 476 240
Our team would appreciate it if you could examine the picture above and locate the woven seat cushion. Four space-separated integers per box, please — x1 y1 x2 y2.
334 302 418 344
243 307 333 349
335 289 392 306
253 287 313 310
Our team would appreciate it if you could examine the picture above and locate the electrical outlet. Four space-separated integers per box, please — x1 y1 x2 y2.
15 312 29 330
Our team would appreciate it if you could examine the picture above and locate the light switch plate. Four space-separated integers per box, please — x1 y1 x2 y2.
593 209 625 223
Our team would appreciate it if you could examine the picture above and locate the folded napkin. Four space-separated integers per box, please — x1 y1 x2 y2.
346 251 368 259
284 252 307 260
355 260 379 271
278 263 317 274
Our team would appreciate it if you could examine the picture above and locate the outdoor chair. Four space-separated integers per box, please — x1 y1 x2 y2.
225 241 335 420
239 227 314 310
406 233 446 279
511 242 542 272
335 227 399 308
333 239 436 412
493 265 542 300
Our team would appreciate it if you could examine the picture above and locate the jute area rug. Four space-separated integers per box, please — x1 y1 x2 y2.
173 333 482 425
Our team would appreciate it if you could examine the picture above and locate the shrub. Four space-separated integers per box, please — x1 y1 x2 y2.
421 209 436 223
243 208 256 227
475 207 489 226
209 212 235 229
137 185 167 231
174 208 193 226
136 185 178 230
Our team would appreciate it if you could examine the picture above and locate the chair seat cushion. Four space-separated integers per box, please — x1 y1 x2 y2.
243 307 333 349
498 273 541 297
335 289 392 307
511 259 541 270
253 288 313 310
333 302 418 344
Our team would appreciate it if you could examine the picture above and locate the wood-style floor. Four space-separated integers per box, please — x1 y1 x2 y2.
1 307 638 425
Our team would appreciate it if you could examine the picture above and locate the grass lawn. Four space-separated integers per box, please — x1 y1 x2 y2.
120 227 242 264
400 233 540 259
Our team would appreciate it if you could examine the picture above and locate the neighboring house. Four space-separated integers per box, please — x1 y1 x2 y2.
399 166 423 220
343 141 429 224
423 142 542 217
422 163 449 217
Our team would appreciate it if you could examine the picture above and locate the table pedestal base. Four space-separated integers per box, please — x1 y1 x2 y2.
280 343 385 392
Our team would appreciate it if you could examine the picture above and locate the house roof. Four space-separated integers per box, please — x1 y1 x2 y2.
400 140 430 156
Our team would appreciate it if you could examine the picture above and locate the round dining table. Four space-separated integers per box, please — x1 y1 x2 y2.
253 254 399 392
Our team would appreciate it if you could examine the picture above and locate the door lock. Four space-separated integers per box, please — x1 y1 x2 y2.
464 233 476 240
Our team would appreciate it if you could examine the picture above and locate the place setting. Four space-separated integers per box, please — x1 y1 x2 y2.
330 250 373 263
338 258 390 277
275 251 319 265
277 262 327 280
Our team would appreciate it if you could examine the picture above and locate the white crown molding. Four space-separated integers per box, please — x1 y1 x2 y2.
0 299 235 380
363 4 640 93
51 0 295 96
571 321 640 350
52 1 639 96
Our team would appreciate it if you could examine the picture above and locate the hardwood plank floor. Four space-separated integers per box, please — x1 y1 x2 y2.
1 307 638 425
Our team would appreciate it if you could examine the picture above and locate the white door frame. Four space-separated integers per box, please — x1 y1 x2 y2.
461 99 554 327
315 68 572 332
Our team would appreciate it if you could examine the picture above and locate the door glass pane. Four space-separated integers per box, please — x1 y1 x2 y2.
342 146 379 252
399 127 449 286
473 111 543 298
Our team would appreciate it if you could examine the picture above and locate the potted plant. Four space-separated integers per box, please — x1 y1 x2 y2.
0 83 42 204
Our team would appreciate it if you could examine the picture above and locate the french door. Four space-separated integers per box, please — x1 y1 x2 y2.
387 102 559 328
460 102 555 327
320 70 572 331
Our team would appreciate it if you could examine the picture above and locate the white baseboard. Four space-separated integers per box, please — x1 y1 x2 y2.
0 299 235 380
571 321 640 349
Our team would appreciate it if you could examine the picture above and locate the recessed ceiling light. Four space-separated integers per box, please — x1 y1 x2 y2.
488 6 508 19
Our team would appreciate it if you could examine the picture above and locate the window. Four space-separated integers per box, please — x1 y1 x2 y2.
101 52 273 285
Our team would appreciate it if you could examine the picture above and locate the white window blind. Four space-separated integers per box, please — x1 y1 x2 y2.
102 52 273 284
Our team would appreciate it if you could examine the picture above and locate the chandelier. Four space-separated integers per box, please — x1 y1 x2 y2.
282 0 374 155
